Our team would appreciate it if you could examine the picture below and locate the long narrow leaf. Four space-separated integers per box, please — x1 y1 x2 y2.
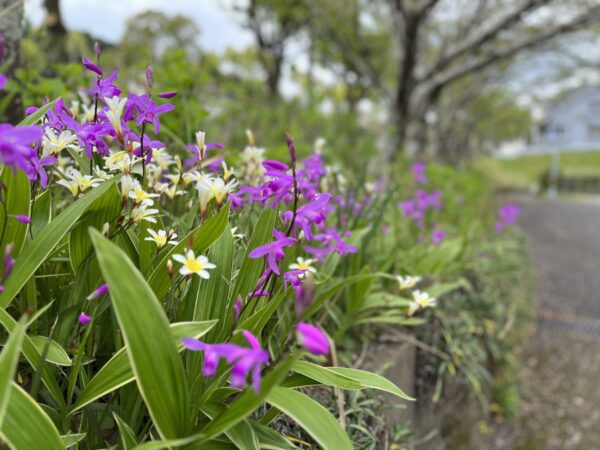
91 230 191 439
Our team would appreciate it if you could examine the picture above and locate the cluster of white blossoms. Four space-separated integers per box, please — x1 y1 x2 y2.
56 168 103 197
238 130 265 185
395 275 437 316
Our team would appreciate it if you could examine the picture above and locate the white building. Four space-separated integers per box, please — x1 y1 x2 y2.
496 86 600 158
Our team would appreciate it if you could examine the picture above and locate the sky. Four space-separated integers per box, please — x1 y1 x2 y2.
24 0 254 52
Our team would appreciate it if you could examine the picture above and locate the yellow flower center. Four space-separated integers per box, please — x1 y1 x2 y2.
185 258 204 273
155 235 167 247
297 263 310 271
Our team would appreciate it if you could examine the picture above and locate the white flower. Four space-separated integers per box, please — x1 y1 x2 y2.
289 257 318 278
172 250 216 278
130 204 159 223
41 128 78 157
105 151 134 173
104 96 127 136
196 178 214 214
314 137 326 152
396 275 421 291
196 130 206 159
207 177 238 204
56 168 102 197
231 226 245 240
221 161 235 181
129 186 160 205
121 175 140 199
182 171 200 186
145 229 178 248
153 148 175 171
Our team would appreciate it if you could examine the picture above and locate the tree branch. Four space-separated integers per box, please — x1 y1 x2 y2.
425 6 600 92
421 0 550 82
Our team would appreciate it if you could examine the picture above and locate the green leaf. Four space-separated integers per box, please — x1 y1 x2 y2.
0 176 118 308
290 361 363 389
0 166 31 255
0 383 64 450
69 181 121 271
148 205 230 300
232 208 276 302
326 367 414 400
0 308 65 410
17 99 57 126
201 402 259 450
196 355 297 444
250 421 296 450
71 320 216 412
61 433 87 447
30 336 71 366
426 279 471 298
90 229 191 439
31 189 52 239
356 316 425 326
266 387 353 450
114 413 138 450
0 317 26 428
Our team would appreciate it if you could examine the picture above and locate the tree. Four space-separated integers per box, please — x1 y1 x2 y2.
0 0 25 122
239 0 309 98
303 0 600 163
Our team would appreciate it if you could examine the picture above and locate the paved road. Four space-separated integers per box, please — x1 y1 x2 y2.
518 197 600 318
491 197 600 449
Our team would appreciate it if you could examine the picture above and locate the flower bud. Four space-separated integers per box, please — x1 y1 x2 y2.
78 313 92 326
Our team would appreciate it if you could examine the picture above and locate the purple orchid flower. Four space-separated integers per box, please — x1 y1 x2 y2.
431 228 446 245
0 74 6 91
182 330 270 393
282 193 331 240
82 57 103 76
296 322 329 355
495 203 520 232
248 229 297 275
0 124 48 185
411 161 427 184
87 283 109 300
125 93 174 134
78 313 92 326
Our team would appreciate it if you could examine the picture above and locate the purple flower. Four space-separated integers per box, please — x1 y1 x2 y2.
296 322 329 355
285 132 296 163
125 93 174 134
495 203 520 232
2 244 14 280
71 121 112 160
261 160 294 206
0 74 6 91
283 269 305 290
431 228 446 246
295 283 315 318
411 161 427 184
78 313 92 326
182 330 270 393
158 91 177 99
82 57 103 76
130 132 165 164
248 229 297 275
87 283 109 300
233 295 243 322
145 65 154 87
282 193 330 240
15 215 31 224
0 124 47 184
87 70 121 99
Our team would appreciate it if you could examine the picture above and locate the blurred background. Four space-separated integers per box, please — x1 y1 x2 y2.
4 0 600 448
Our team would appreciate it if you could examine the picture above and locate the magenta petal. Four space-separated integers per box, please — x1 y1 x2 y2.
82 57 103 76
181 337 205 351
15 215 31 224
78 313 92 326
297 322 329 355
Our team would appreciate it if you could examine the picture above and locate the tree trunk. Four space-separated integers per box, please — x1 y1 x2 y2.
0 0 24 123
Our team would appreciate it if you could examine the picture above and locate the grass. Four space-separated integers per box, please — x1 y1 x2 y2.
473 150 600 190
